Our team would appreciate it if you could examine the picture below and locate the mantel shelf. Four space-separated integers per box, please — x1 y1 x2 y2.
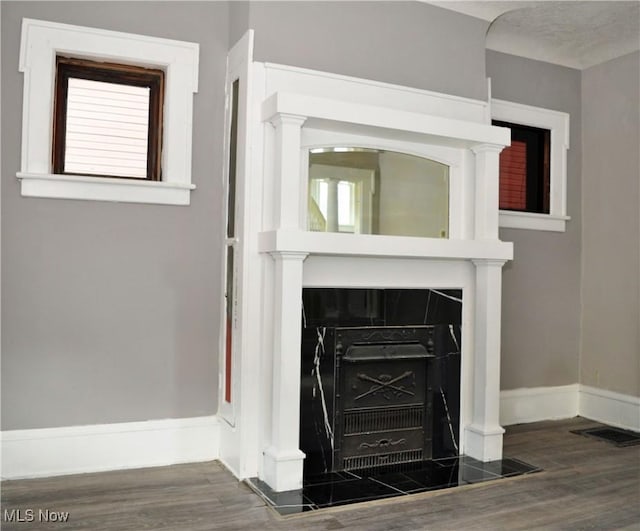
258 230 513 261
262 92 511 150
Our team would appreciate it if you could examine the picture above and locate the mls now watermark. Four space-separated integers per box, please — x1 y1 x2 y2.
4 509 70 523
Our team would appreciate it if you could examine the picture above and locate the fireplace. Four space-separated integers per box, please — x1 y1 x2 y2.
335 326 434 471
300 289 462 478
218 31 513 493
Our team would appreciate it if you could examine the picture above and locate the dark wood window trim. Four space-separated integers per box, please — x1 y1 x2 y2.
493 120 551 214
53 56 165 181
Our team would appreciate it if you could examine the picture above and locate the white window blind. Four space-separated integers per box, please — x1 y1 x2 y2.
64 78 150 179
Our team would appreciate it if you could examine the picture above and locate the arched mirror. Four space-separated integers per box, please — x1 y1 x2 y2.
308 148 449 238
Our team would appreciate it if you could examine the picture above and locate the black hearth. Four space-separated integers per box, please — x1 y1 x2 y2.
300 288 462 478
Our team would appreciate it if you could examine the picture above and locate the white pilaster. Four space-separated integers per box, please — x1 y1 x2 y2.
262 250 308 491
269 114 307 229
465 258 507 461
472 144 504 240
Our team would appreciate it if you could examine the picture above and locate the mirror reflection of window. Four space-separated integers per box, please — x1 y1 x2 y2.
308 148 449 238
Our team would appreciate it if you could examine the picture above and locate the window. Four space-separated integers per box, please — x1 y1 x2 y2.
18 18 199 205
493 120 550 214
491 99 570 232
53 57 164 181
309 178 358 233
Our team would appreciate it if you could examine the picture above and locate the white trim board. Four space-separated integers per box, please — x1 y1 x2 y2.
500 384 640 432
3 387 637 480
1 416 219 480
579 385 640 432
500 384 579 426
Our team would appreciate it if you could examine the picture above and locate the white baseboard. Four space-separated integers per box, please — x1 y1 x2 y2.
1 415 220 480
4 386 637 480
500 384 640 432
500 384 579 426
579 385 640 432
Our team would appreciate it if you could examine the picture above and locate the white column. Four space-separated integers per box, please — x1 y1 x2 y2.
270 113 307 230
465 258 507 461
472 143 504 240
262 250 308 491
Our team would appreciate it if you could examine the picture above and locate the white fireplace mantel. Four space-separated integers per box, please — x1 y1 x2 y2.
259 230 513 261
217 31 513 492
261 91 509 150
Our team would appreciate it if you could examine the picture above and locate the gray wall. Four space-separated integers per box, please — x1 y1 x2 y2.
237 1 489 100
1 2 228 430
5 1 610 434
2 1 492 432
580 51 640 397
486 50 583 390
229 0 250 48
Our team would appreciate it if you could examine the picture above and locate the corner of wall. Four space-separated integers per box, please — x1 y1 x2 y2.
500 384 640 433
579 385 640 432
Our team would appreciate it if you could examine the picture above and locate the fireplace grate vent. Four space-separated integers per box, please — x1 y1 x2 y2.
343 449 423 471
344 405 424 434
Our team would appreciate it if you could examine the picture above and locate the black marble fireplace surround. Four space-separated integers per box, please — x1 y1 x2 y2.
246 288 542 515
300 288 462 477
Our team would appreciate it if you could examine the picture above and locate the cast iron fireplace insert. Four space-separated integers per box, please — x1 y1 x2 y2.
333 326 436 471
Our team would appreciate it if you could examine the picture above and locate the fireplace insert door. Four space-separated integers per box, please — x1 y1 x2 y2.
333 329 435 471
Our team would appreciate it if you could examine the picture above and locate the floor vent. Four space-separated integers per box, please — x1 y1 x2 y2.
571 426 640 447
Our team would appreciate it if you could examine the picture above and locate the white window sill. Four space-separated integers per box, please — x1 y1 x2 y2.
499 210 569 232
17 172 195 206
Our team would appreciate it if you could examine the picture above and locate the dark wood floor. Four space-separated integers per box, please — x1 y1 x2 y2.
2 417 639 530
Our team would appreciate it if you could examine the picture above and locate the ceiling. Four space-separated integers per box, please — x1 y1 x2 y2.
427 1 640 69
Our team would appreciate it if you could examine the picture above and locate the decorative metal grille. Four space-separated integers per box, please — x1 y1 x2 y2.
343 449 424 471
344 405 424 434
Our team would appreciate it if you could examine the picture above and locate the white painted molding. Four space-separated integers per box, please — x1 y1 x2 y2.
262 62 489 123
263 251 308 491
1 416 219 480
269 113 307 229
499 211 571 232
259 230 513 261
464 424 505 461
472 144 503 239
500 384 579 426
262 447 306 492
18 18 199 205
262 92 510 150
17 172 195 206
500 384 640 432
579 385 640 432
